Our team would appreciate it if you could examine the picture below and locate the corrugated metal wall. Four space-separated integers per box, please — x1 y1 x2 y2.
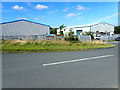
91 23 114 34
1 20 50 36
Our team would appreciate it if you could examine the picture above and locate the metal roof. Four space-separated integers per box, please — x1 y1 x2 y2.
65 22 114 29
1 19 50 27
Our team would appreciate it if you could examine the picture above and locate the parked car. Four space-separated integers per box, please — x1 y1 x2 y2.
94 36 101 40
115 37 120 41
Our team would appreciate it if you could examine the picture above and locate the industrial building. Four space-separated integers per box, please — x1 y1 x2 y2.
57 22 114 37
1 19 50 40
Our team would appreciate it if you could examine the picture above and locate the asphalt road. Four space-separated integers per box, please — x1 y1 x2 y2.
2 42 119 88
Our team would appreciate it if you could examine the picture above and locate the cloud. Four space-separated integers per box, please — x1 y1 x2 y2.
35 4 48 9
66 13 81 18
62 8 70 12
76 5 86 10
96 12 119 22
63 9 67 12
12 5 23 10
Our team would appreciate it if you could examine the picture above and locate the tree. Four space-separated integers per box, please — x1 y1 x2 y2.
59 24 66 30
68 28 74 36
64 28 78 41
84 31 94 40
114 26 120 34
59 24 66 36
50 27 58 35
59 31 64 36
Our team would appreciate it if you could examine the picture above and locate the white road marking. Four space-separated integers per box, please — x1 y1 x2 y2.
43 54 114 66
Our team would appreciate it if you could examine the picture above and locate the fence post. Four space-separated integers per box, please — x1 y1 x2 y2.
89 35 91 42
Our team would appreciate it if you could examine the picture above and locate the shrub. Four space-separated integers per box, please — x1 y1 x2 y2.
84 31 94 40
64 36 78 42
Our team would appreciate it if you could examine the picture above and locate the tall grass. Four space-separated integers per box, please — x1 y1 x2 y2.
1 40 115 53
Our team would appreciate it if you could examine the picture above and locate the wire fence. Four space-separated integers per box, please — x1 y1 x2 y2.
2 35 63 40
2 35 46 40
1 34 120 41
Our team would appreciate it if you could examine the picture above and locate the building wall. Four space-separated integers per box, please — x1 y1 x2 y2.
1 20 50 36
58 22 114 36
61 27 90 36
73 27 90 34
91 23 114 35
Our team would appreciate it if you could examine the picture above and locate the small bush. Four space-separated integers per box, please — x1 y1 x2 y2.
64 36 78 42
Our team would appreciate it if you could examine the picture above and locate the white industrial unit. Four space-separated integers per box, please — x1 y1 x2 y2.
57 22 114 37
1 19 50 40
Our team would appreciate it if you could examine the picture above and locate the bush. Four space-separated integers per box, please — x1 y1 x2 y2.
64 36 78 42
84 31 94 40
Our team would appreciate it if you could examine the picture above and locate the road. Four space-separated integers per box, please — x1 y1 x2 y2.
2 42 119 88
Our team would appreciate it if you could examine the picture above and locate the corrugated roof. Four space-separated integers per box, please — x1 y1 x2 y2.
65 22 114 29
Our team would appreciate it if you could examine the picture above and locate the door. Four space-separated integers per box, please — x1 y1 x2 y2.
76 30 82 35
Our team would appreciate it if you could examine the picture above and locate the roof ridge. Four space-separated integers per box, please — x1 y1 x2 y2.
65 22 114 28
1 19 50 27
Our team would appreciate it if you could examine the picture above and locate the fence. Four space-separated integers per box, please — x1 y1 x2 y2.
2 35 47 40
1 35 63 40
78 35 91 42
99 34 120 41
78 34 120 42
2 34 120 41
109 34 120 40
46 36 63 40
93 34 120 42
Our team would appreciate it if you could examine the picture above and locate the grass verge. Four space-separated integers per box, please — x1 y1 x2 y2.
1 40 116 53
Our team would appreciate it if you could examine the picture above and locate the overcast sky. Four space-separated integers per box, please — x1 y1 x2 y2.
1 2 119 27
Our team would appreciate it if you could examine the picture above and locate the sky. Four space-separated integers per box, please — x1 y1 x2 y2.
1 2 119 27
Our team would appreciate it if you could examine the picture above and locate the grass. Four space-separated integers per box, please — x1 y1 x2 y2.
108 40 115 42
1 40 116 53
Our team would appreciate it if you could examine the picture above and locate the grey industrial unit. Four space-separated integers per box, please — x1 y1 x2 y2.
1 19 50 40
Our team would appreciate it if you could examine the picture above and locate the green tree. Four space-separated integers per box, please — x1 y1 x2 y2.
59 24 66 36
84 31 94 40
114 26 120 34
59 24 66 30
50 27 58 35
64 28 78 42
68 28 74 36
59 31 64 36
